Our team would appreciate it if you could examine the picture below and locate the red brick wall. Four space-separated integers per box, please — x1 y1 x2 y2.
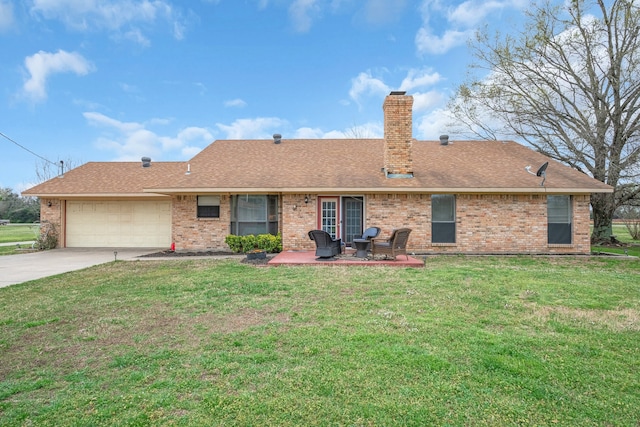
280 193 317 251
383 94 413 176
170 192 592 254
279 193 592 255
171 195 231 250
39 198 63 247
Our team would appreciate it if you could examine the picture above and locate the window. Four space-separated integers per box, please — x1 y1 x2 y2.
230 195 278 236
432 194 455 243
197 196 220 218
548 195 572 244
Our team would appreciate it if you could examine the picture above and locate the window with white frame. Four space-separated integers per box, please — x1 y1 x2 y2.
432 194 456 243
547 195 572 244
197 196 220 218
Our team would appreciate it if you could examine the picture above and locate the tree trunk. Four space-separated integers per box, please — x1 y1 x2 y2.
591 192 616 243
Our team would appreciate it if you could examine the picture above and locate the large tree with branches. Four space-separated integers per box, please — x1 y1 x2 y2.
450 0 640 242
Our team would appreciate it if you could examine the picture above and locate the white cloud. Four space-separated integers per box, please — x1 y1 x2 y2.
22 50 94 102
120 28 151 47
292 127 350 139
83 111 142 133
84 112 212 160
448 0 527 27
348 67 446 109
293 122 383 139
415 27 472 55
216 117 288 139
29 0 186 44
119 82 140 93
349 71 390 105
224 98 247 108
415 108 457 139
399 68 442 91
0 0 14 31
415 0 526 55
293 127 326 139
160 126 213 152
412 90 446 112
173 20 186 40
361 0 407 25
289 0 320 32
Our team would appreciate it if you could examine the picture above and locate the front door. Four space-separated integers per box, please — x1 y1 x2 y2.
318 197 340 239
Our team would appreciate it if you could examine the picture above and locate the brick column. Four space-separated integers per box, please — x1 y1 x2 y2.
383 91 414 177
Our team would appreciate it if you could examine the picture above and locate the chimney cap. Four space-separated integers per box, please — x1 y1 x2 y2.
389 91 406 96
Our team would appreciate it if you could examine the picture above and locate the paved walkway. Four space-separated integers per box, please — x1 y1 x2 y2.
0 247 161 288
0 241 35 247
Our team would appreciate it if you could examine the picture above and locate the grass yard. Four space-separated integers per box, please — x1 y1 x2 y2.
0 225 39 256
0 257 638 426
591 223 640 257
0 224 39 244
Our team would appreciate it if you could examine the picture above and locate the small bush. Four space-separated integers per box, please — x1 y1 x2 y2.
225 234 282 253
35 222 58 250
619 205 640 240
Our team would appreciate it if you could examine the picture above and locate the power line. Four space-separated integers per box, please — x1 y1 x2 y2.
0 131 58 166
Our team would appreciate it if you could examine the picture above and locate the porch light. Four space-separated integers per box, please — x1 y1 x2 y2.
304 195 309 204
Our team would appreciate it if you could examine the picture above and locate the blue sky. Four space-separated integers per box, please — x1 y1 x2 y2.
0 0 528 193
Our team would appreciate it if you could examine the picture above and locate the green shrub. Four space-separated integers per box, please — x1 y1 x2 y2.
224 234 282 253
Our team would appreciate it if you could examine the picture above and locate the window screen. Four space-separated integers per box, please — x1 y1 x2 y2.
547 195 571 244
230 195 279 236
432 194 456 243
197 196 220 218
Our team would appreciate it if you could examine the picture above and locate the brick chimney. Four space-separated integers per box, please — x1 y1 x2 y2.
383 91 413 178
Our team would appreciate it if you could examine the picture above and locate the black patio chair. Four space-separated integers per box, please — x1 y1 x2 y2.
308 230 342 259
354 227 381 250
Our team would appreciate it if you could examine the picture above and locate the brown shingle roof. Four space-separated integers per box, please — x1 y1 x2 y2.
23 139 612 196
22 161 184 197
148 139 612 194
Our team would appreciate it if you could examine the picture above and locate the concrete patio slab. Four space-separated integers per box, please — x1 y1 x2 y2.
268 250 424 268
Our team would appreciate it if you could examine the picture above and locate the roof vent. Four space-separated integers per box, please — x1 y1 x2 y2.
439 135 449 146
141 157 151 167
273 134 282 144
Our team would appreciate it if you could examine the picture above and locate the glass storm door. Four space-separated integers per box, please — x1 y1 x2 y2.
343 197 363 245
318 197 340 239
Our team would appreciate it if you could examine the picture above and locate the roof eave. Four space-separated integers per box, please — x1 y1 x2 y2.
21 192 172 198
143 187 613 195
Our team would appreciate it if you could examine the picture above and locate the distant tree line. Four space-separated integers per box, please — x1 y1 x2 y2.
0 188 39 223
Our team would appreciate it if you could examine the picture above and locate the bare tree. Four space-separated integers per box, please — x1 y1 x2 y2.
449 0 640 242
35 158 81 183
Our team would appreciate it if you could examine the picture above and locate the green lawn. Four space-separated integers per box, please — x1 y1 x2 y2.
1 257 638 426
0 224 39 243
591 223 640 257
0 225 39 255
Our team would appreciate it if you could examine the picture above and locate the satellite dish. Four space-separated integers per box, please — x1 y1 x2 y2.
536 162 549 177
524 161 549 187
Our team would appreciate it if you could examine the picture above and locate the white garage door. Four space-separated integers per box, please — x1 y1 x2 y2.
66 200 171 248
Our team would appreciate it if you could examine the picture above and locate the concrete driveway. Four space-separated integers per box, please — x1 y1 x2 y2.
0 248 161 288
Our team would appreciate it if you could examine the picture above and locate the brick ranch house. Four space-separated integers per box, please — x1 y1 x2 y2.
24 92 612 254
